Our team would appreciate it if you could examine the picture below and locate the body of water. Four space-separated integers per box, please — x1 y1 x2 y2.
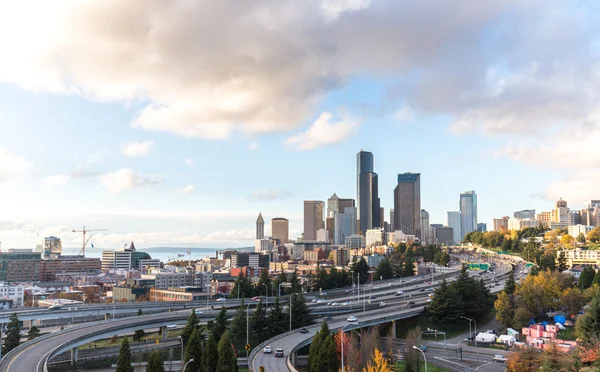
60 246 253 263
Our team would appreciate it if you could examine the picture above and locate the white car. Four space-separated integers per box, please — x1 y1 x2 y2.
331 302 340 306
492 355 507 363
263 346 273 354
347 316 358 322
216 297 226 302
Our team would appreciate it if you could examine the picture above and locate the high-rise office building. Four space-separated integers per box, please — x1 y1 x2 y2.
327 193 340 217
390 209 395 232
304 200 324 241
447 211 462 244
459 191 478 239
256 213 265 240
380 207 385 230
514 210 536 219
420 209 430 245
334 207 357 245
393 173 421 239
477 223 487 232
493 217 509 231
271 218 289 244
339 198 355 212
357 151 380 233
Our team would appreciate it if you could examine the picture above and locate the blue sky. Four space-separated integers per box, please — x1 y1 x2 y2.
0 1 598 249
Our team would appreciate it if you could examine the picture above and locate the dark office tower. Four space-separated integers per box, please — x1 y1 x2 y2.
372 174 381 228
357 150 379 234
393 173 421 239
390 209 395 231
256 212 265 239
380 207 385 230
304 200 324 241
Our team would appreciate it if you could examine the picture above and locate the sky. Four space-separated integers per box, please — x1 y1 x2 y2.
0 0 599 249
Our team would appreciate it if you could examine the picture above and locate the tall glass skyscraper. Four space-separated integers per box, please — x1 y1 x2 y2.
357 151 380 234
460 191 478 239
393 173 421 239
447 211 462 244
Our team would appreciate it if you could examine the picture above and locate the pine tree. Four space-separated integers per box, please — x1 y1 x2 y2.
575 291 600 343
27 324 40 341
593 271 600 287
504 270 516 295
250 299 269 344
291 292 313 329
257 268 272 297
290 269 302 294
426 280 464 329
403 258 415 277
216 331 238 372
351 257 370 284
374 258 393 280
116 338 134 372
276 271 288 295
230 299 247 353
3 313 20 354
203 333 218 372
557 251 568 272
184 328 203 372
308 322 330 372
579 266 596 290
212 306 228 343
146 350 165 372
267 296 286 337
182 309 199 345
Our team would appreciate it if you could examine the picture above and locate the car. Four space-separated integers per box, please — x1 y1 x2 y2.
323 316 334 322
406 301 415 305
274 348 284 357
263 346 273 354
418 345 427 352
419 289 425 292
331 302 340 306
316 300 324 304
379 302 386 307
320 292 328 296
252 296 261 301
216 297 226 302
427 288 434 292
426 299 432 303
311 299 318 303
493 355 507 363
411 279 416 282
395 291 404 296
347 316 358 322
342 302 349 306
300 327 309 334
370 296 377 300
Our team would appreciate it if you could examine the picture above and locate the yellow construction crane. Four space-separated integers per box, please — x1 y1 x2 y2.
72 226 108 256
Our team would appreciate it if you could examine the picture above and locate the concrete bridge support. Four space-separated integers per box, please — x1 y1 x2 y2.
391 320 397 338
70 346 79 366
161 326 168 340
290 351 297 368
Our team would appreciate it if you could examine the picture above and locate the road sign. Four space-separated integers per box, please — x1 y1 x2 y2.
259 367 265 372
245 343 251 351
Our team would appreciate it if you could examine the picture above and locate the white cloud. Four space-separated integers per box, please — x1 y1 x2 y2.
0 147 32 182
184 159 194 167
42 174 69 188
248 142 259 151
249 189 294 201
121 141 154 157
393 104 416 122
285 112 360 151
99 168 159 194
177 184 195 194
544 171 600 204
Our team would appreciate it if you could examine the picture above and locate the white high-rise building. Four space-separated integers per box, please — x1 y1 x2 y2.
447 211 462 244
366 229 385 247
459 191 478 239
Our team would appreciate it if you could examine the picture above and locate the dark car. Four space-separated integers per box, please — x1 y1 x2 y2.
300 327 309 334
406 301 415 305
274 348 284 357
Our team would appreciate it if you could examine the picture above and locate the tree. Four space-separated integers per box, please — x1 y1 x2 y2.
560 288 586 317
133 308 146 342
257 268 272 297
494 291 515 328
362 349 393 372
593 270 600 287
588 227 600 243
560 234 575 248
578 266 596 290
402 258 415 277
3 313 20 354
334 329 361 371
116 338 134 372
230 299 247 353
181 308 199 345
203 333 218 372
291 292 313 329
351 257 370 284
576 291 600 343
250 299 269 344
557 251 568 272
184 328 203 372
146 350 165 372
577 232 586 243
374 258 393 280
212 306 229 343
505 270 516 295
267 296 287 338
506 347 542 372
539 344 578 372
515 270 562 318
403 327 422 372
307 322 338 372
27 324 40 341
216 331 237 372
290 269 302 294
426 280 464 329
512 307 534 330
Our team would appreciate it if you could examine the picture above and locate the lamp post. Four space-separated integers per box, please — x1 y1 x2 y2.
460 316 478 355
262 283 269 308
183 359 194 372
412 346 427 372
246 302 252 358
178 336 184 365
289 293 293 332
340 324 351 372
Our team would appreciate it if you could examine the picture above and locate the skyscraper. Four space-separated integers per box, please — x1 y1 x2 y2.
335 207 357 245
357 151 380 233
256 213 265 240
327 193 340 217
459 191 478 239
304 200 324 241
420 209 430 245
393 173 421 239
390 209 395 232
271 218 289 244
447 211 461 244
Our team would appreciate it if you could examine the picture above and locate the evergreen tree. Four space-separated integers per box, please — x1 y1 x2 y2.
146 350 165 372
133 308 145 342
575 291 600 343
426 280 464 329
3 313 20 354
250 299 269 344
27 324 40 341
181 308 199 344
230 299 247 352
291 292 313 329
257 268 272 297
593 270 600 287
115 338 134 372
314 267 329 292
203 333 218 372
212 306 228 343
308 322 330 372
579 266 596 290
577 232 587 243
504 270 516 295
374 258 393 280
290 269 302 294
267 296 286 337
216 331 238 372
184 328 203 372
351 257 370 284
276 271 288 295
402 258 415 277
557 251 568 272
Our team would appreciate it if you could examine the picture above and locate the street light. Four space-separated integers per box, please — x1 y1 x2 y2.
246 302 252 358
340 324 351 372
412 346 428 372
262 283 269 308
460 316 478 354
178 336 184 365
183 359 194 372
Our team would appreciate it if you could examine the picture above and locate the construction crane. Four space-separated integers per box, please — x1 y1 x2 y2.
73 226 108 256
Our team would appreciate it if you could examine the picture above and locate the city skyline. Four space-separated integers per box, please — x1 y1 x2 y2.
1 2 600 248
